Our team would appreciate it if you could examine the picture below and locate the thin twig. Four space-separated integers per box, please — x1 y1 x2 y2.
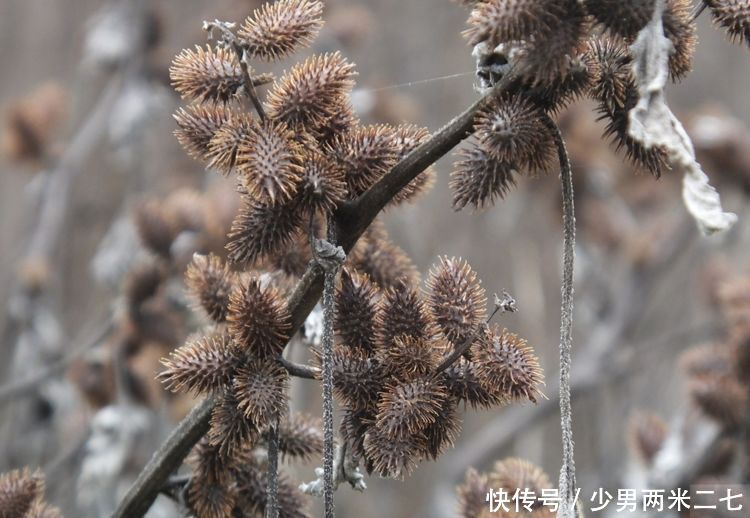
113 73 517 518
546 116 577 518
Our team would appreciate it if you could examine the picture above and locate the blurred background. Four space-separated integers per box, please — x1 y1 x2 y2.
1 0 749 516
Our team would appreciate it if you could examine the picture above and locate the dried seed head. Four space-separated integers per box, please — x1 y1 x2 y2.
263 234 312 278
599 94 670 177
133 198 177 259
348 221 419 289
376 378 448 438
188 436 239 487
174 104 234 161
226 197 304 265
376 285 435 348
457 468 492 518
475 95 554 175
422 398 462 460
586 38 634 113
233 359 289 429
688 374 748 428
327 345 384 409
0 468 44 518
451 140 517 210
267 52 357 130
188 473 237 518
628 410 668 466
206 112 256 174
427 256 487 347
706 0 750 47
584 0 656 39
363 425 425 479
275 412 324 462
26 502 62 518
296 151 347 214
335 269 380 351
340 405 376 465
208 390 260 460
463 0 550 47
390 125 436 205
310 98 358 147
474 326 544 403
444 358 506 409
186 254 238 323
663 0 698 82
170 45 244 105
239 0 325 61
233 457 311 517
527 52 594 112
489 458 553 507
158 333 240 395
380 336 442 382
123 260 164 310
235 119 303 205
327 124 399 198
227 275 291 359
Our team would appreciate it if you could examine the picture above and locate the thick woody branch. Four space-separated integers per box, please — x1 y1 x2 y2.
113 71 517 518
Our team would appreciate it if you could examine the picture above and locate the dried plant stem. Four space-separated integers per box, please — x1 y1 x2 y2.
545 117 577 518
113 74 516 518
233 42 267 120
266 418 280 518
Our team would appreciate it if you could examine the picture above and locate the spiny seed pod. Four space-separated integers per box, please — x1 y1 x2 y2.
275 412 324 462
226 275 291 358
599 96 670 177
327 345 384 409
427 256 487 347
170 45 243 105
206 112 256 174
235 119 303 205
451 140 517 210
475 95 554 175
463 0 550 47
444 358 506 409
363 425 425 479
133 198 177 259
174 104 235 161
390 125 436 205
233 458 311 518
526 53 594 113
226 197 304 265
489 458 553 502
457 468 492 518
335 268 380 351
474 326 544 403
26 502 62 518
208 391 260 458
586 38 633 112
628 410 668 466
663 0 698 82
185 254 238 323
706 0 750 47
239 0 324 61
123 260 164 310
233 359 289 429
0 468 44 518
584 0 655 39
266 52 357 130
376 378 448 438
310 98 358 146
296 151 347 214
348 222 419 289
376 285 435 348
158 333 240 395
688 374 748 428
264 234 312 278
188 472 237 518
380 336 442 382
422 398 462 460
328 124 399 198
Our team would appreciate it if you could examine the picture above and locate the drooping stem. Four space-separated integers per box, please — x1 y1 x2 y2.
545 116 577 518
266 418 280 518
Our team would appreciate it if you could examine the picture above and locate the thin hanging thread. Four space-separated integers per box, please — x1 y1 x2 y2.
353 71 473 95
